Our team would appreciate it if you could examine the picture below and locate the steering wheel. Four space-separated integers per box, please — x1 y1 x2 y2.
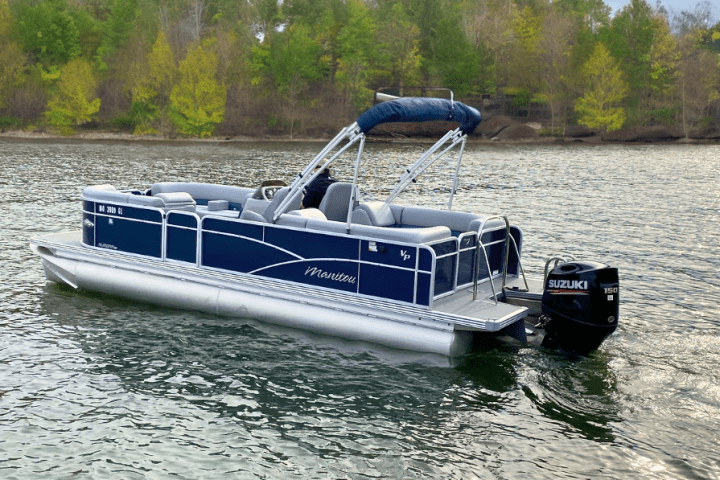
260 185 281 200
252 180 287 201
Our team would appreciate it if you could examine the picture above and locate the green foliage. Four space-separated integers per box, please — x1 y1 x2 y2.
474 40 497 96
511 88 532 110
0 0 714 137
44 58 101 132
107 113 136 132
376 3 421 96
555 0 610 32
252 23 325 136
0 115 19 130
604 0 677 123
648 17 679 95
148 31 177 101
698 25 720 54
506 5 544 98
109 101 159 133
13 0 82 65
575 43 628 132
96 0 139 67
695 116 714 128
71 5 102 59
430 5 480 97
127 30 177 135
0 0 10 43
335 0 377 111
648 107 675 125
170 43 226 138
605 0 655 94
0 40 25 109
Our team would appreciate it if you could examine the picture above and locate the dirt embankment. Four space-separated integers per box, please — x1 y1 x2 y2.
2 118 719 144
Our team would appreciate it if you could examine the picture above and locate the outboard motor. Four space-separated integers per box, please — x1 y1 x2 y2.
541 261 619 354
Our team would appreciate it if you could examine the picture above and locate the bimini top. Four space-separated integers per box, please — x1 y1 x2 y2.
356 97 482 136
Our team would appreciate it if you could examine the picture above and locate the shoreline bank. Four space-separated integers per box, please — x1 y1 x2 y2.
1 128 718 145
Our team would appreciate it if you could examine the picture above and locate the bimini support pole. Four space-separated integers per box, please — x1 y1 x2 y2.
385 128 465 204
272 123 362 222
345 134 366 233
447 135 467 211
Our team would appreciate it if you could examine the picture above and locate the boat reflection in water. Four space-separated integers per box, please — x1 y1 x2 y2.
31 97 619 357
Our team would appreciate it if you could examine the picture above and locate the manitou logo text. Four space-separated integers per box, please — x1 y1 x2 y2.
304 266 357 284
548 279 588 290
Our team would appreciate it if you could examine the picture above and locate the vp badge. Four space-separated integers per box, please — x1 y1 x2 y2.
400 249 411 261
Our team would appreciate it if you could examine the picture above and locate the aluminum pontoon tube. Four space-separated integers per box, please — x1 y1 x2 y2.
34 246 474 357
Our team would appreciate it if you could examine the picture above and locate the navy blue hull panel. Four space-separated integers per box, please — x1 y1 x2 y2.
267 227 360 261
358 263 417 303
167 227 197 263
78 196 515 307
257 259 360 293
168 213 198 228
96 204 162 223
203 218 263 240
360 240 419 269
201 232 297 273
95 216 162 257
415 272 432 306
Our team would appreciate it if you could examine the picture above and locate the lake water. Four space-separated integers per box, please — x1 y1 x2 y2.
1 138 719 479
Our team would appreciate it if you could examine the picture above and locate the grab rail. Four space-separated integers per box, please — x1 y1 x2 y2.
472 216 528 303
542 255 575 287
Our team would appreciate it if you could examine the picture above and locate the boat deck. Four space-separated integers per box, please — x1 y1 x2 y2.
432 276 542 332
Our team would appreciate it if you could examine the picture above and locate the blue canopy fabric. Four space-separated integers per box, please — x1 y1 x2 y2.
356 98 482 135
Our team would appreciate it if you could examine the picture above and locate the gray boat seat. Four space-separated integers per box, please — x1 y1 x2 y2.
150 182 254 206
125 194 165 208
350 209 372 225
261 187 302 221
318 182 359 222
239 209 267 222
207 200 229 211
276 208 327 229
242 197 270 214
154 192 196 212
288 208 327 220
303 217 451 244
83 185 179 209
354 201 395 227
399 206 503 233
349 224 450 244
239 187 302 223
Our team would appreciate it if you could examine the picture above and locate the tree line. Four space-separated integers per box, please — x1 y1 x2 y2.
0 0 718 138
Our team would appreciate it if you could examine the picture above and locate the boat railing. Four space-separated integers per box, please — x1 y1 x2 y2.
542 255 575 288
472 216 528 304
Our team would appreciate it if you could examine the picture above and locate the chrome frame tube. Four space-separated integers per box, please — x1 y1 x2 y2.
447 136 466 211
272 123 362 221
472 216 510 304
345 135 366 232
385 128 464 204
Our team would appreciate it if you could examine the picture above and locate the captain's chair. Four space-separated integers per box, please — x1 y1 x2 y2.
318 182 359 222
239 187 302 223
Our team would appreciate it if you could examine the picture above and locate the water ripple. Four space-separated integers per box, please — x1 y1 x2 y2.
1 139 719 479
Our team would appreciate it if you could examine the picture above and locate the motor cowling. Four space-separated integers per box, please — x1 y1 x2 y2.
541 261 619 354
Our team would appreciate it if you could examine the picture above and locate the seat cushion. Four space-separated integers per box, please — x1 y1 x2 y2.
355 201 395 227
